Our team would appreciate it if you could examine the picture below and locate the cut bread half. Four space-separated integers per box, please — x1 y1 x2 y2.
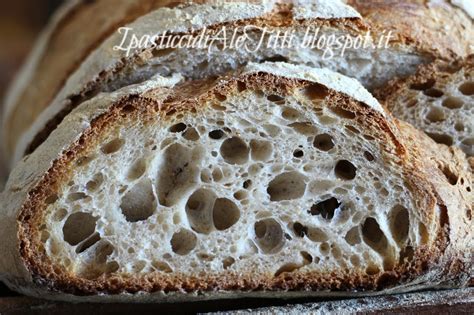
0 63 471 302
7 0 470 168
380 56 473 157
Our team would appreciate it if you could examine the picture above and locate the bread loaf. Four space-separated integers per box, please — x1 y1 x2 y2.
6 0 471 169
0 63 471 301
381 56 473 157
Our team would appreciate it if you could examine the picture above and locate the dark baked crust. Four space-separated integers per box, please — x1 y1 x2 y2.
15 71 468 296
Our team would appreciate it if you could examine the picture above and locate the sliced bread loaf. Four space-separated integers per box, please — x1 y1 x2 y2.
381 56 473 157
0 63 471 301
6 0 471 169
0 0 179 169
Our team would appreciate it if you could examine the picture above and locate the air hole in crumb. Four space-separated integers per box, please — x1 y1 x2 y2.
459 82 474 95
45 194 59 204
313 134 334 151
63 212 97 246
426 107 445 122
209 129 225 140
67 192 88 202
158 143 202 206
274 263 300 277
307 227 328 242
243 179 252 189
183 127 200 141
438 165 458 185
233 190 247 200
220 137 249 165
281 107 302 121
75 232 101 253
293 222 308 237
335 160 357 180
389 205 409 245
169 123 187 133
304 83 329 100
330 107 356 119
53 208 68 221
215 92 227 102
267 172 306 201
364 151 375 162
426 132 453 146
267 94 285 103
409 79 435 91
185 189 216 234
289 122 317 135
423 88 444 98
223 257 235 269
455 122 464 132
127 158 147 180
237 81 247 92
442 96 463 109
301 251 313 264
86 173 104 192
120 179 156 222
261 55 288 63
293 149 304 158
101 138 125 154
345 227 361 245
366 264 380 275
250 140 273 161
152 261 173 273
171 229 197 255
254 218 284 254
76 155 95 167
309 197 341 220
362 218 394 269
213 198 240 230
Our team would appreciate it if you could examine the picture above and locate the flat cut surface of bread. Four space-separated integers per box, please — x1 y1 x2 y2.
0 63 471 302
10 0 469 169
382 56 473 157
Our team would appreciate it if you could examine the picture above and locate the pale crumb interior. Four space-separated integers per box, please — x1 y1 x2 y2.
390 65 473 157
41 85 427 280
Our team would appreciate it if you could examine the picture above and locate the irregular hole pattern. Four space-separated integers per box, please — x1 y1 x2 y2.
390 67 473 157
45 89 421 279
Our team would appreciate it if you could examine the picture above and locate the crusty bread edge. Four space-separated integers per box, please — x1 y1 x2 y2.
10 0 367 168
1 63 470 301
0 0 83 165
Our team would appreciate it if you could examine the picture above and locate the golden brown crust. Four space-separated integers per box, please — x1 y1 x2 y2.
15 71 467 296
22 9 368 158
347 0 473 59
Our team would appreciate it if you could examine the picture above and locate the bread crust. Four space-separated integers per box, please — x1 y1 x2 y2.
347 0 473 58
1 0 178 166
0 63 471 301
8 0 469 170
